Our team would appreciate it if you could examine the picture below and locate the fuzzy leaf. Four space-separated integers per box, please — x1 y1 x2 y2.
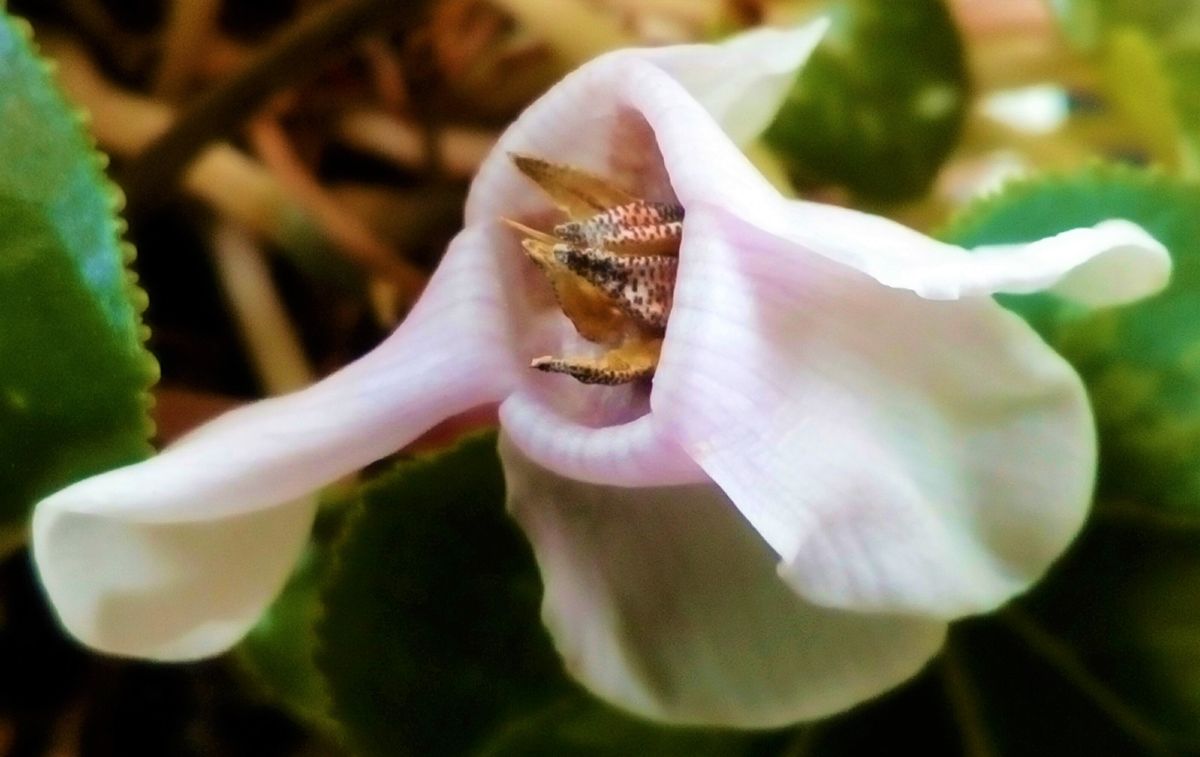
931 165 1200 752
0 14 156 546
941 165 1200 511
476 697 785 757
763 0 968 201
314 434 570 756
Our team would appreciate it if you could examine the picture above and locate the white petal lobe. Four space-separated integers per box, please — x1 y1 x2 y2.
754 201 1171 304
501 435 945 727
653 208 1096 618
638 18 832 145
32 226 518 658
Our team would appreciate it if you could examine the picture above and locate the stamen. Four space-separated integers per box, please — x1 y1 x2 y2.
507 153 683 385
509 153 636 218
553 246 677 330
531 338 662 385
555 201 683 255
513 236 631 347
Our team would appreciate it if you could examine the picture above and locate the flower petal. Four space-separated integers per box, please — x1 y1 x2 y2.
464 27 824 227
499 388 704 487
759 203 1172 304
636 18 832 146
599 61 1172 306
653 207 1097 618
33 226 519 659
500 435 945 727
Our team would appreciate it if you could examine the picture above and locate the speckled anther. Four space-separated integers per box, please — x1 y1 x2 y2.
555 201 684 255
506 153 683 385
532 339 662 385
554 245 678 330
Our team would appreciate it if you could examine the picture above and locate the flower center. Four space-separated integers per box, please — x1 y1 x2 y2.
504 154 683 385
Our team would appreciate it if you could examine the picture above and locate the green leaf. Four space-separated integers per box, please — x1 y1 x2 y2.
0 14 156 544
941 165 1200 512
763 0 968 201
315 434 570 757
1051 1 1200 174
932 164 1200 752
477 697 786 757
1099 29 1185 169
1050 0 1200 53
313 434 796 756
236 541 337 732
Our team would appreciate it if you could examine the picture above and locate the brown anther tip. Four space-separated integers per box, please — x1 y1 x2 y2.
508 152 545 175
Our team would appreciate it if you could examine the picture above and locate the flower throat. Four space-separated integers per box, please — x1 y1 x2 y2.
503 154 683 385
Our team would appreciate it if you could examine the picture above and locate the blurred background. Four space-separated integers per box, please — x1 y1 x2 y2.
4 0 1200 754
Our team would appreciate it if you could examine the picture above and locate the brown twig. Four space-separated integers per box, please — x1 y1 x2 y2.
153 0 222 98
337 109 496 178
123 0 433 214
247 114 428 301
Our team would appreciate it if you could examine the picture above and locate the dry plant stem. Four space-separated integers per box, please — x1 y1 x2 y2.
361 38 409 114
490 0 634 63
247 116 427 300
152 387 243 444
338 110 496 178
212 222 316 395
153 0 222 98
64 0 154 72
431 0 506 79
124 0 433 214
47 38 313 252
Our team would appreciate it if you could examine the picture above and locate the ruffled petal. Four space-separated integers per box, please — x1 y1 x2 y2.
464 32 815 226
500 435 945 727
653 207 1098 618
756 202 1172 304
597 64 1171 305
32 226 519 659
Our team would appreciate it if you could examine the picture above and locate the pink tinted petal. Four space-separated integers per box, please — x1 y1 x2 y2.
464 51 785 227
33 226 518 659
636 18 831 145
501 435 945 727
500 388 703 487
653 208 1095 618
760 203 1171 304
969 220 1170 305
608 66 1171 306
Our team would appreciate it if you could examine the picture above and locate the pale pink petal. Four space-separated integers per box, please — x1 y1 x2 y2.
464 40 798 227
500 435 945 727
603 64 1171 305
461 57 716 486
757 204 1171 304
652 207 1097 617
32 226 519 659
463 37 840 484
499 389 703 486
636 18 832 145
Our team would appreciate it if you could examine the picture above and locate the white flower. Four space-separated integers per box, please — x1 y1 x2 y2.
32 18 1170 727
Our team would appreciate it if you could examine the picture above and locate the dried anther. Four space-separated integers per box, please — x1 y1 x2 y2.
505 154 683 385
